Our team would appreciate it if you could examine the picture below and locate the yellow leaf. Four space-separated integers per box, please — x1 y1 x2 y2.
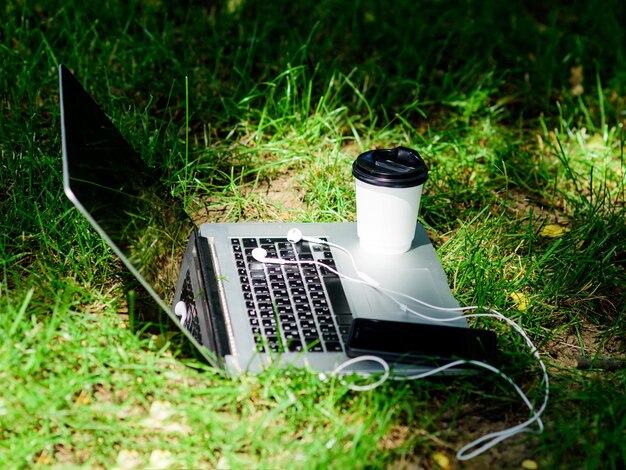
74 390 91 405
522 459 539 469
510 292 530 311
35 452 52 466
432 451 451 469
540 224 570 238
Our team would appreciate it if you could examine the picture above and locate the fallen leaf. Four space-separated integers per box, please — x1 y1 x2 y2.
510 292 530 311
432 451 451 469
540 224 570 238
74 390 91 405
35 452 52 466
522 459 539 469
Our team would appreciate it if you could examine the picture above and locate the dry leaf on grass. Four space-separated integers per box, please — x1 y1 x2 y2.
522 458 539 469
432 451 452 469
539 224 570 238
510 292 530 311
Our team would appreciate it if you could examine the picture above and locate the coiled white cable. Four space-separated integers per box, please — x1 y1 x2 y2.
255 236 549 460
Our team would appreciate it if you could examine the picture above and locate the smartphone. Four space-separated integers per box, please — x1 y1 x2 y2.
346 318 497 365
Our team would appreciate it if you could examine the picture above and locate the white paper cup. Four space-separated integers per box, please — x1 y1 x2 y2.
352 147 428 254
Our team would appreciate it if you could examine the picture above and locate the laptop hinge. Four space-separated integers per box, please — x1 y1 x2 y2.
173 229 230 366
195 232 232 359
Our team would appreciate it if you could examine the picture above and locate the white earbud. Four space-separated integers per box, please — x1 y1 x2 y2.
286 229 377 285
286 228 303 243
174 300 188 325
251 247 268 261
287 228 326 245
251 247 285 264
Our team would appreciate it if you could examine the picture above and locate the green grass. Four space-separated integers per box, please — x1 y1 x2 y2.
2 0 626 468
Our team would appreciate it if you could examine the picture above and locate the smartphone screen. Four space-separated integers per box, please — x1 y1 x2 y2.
346 318 497 365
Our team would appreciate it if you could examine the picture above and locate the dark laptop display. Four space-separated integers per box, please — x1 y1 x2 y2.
59 65 227 365
60 65 189 304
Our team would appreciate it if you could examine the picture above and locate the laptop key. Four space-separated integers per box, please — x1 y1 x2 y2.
319 265 338 277
293 295 309 305
339 325 351 337
264 327 278 336
280 321 298 333
335 314 353 326
304 339 323 352
243 238 258 247
322 331 340 342
266 338 282 352
287 340 304 352
296 305 313 314
283 331 300 340
299 319 316 329
302 328 319 339
257 302 273 312
317 315 335 326
294 241 311 255
277 305 294 315
291 287 307 297
315 306 331 316
323 277 351 314
310 294 326 304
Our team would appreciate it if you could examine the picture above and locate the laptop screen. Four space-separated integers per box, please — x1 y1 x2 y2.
59 65 194 310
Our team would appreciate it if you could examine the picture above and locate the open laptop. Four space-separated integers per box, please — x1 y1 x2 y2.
59 64 470 375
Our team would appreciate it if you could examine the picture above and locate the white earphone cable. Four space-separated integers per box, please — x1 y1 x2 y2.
255 232 549 460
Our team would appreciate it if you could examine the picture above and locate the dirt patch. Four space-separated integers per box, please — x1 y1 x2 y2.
545 322 625 369
501 188 571 228
191 170 307 224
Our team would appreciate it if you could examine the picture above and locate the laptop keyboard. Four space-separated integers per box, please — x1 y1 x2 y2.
231 237 353 354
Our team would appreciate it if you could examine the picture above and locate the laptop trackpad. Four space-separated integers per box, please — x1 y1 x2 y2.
356 268 449 322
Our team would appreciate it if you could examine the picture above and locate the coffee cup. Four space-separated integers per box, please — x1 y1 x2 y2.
352 146 428 254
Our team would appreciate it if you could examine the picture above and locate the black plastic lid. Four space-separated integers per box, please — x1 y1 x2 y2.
352 146 428 188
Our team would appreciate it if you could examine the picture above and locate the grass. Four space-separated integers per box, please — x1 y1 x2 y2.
2 0 625 468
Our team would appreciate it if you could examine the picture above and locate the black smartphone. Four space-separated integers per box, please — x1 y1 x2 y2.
346 318 497 365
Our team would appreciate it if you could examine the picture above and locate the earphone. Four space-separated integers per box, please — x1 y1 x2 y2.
251 247 284 264
174 300 188 326
286 227 326 245
252 228 549 461
254 229 380 285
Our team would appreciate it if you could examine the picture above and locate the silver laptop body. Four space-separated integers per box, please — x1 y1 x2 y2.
59 64 467 375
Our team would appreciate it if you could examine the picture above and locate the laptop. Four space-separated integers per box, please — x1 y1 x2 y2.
59 64 470 375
